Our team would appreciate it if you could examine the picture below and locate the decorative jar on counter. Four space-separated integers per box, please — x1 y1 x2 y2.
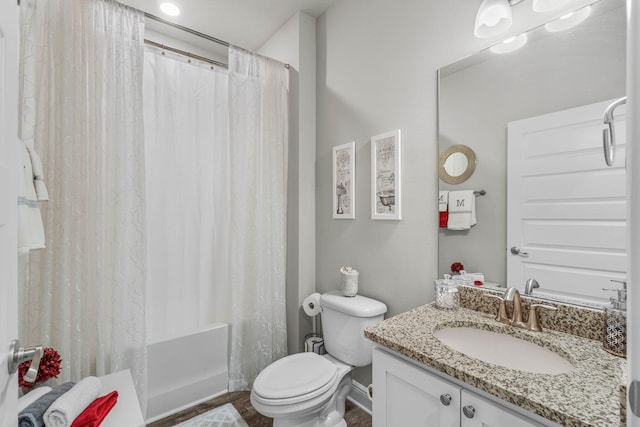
434 275 460 310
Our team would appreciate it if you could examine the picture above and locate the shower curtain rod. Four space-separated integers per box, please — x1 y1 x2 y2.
143 11 290 69
144 12 230 48
144 39 228 68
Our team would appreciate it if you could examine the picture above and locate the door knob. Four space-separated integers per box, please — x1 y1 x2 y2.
510 246 528 256
8 339 43 383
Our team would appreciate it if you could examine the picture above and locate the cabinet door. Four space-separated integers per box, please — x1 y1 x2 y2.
372 348 460 427
461 390 545 427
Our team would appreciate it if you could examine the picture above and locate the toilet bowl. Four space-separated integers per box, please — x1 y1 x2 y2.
250 291 387 427
251 353 353 427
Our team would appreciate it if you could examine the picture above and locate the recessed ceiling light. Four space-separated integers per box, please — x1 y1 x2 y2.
159 1 180 17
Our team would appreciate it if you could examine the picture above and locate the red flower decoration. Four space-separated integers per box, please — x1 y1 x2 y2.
450 262 464 274
18 348 62 389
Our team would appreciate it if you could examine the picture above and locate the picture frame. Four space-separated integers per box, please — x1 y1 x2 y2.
332 142 356 219
371 129 402 220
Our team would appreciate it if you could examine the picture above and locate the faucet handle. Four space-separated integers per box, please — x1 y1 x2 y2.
485 294 510 325
527 304 557 332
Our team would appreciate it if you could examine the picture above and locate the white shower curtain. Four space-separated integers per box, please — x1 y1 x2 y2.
143 46 289 390
143 47 230 341
18 0 147 408
226 46 289 390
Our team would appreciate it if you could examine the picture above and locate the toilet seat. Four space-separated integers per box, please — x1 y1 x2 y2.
252 353 338 405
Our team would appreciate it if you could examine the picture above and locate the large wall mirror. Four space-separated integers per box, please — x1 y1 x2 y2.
438 0 626 305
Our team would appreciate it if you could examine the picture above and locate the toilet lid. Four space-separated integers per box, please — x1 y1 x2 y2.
253 353 338 400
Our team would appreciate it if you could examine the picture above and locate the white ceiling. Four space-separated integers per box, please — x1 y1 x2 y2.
121 0 338 53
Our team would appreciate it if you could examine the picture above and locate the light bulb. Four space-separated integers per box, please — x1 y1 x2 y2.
474 0 513 39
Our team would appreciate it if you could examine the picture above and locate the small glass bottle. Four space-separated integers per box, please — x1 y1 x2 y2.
603 281 626 358
435 275 460 310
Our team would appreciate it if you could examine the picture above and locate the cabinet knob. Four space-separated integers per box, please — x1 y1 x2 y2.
439 393 452 406
463 405 476 418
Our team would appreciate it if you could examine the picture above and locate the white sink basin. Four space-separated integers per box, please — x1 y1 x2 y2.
432 327 574 375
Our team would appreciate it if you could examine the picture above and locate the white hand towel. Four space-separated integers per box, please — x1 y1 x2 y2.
18 141 46 253
43 376 102 427
25 145 49 201
447 190 476 230
438 191 449 212
17 386 52 413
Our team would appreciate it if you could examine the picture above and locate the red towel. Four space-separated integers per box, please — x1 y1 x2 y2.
70 391 118 427
439 211 449 228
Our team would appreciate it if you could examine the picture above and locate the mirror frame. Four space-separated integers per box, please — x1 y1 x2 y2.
438 144 477 184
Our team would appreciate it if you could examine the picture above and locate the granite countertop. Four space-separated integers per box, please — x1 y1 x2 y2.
365 304 626 427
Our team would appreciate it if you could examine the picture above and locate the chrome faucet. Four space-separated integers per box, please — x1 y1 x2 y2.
524 278 539 295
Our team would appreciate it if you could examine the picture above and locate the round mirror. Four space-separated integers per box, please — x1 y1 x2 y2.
438 145 476 184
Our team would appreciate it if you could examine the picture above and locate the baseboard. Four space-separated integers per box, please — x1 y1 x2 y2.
347 380 372 414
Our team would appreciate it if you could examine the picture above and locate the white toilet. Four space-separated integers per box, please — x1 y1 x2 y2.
250 290 387 427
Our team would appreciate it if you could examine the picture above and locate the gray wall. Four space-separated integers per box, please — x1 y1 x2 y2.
316 0 602 386
438 2 626 285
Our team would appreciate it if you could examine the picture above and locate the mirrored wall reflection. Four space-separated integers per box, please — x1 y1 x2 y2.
437 0 625 302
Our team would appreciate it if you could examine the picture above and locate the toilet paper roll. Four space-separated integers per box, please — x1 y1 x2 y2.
303 293 322 316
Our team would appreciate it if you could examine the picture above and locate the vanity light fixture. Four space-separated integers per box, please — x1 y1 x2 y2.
158 0 181 17
489 33 528 54
474 0 525 39
544 6 592 32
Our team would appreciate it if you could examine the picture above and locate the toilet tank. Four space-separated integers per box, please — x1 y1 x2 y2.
320 290 387 366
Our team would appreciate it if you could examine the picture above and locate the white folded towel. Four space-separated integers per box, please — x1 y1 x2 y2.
25 145 49 201
17 386 52 413
447 190 477 230
438 191 449 212
43 376 102 427
18 141 46 253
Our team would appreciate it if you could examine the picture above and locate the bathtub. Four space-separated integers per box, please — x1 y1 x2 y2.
146 323 229 422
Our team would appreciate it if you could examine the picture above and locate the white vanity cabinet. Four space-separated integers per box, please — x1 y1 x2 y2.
372 347 460 426
372 348 547 427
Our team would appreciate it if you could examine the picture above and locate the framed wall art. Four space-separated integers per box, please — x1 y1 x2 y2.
371 129 401 220
332 142 355 219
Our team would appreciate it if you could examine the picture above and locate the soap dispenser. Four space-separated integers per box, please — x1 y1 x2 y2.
602 279 627 358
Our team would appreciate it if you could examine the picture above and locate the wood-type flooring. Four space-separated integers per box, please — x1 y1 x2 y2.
147 390 372 427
